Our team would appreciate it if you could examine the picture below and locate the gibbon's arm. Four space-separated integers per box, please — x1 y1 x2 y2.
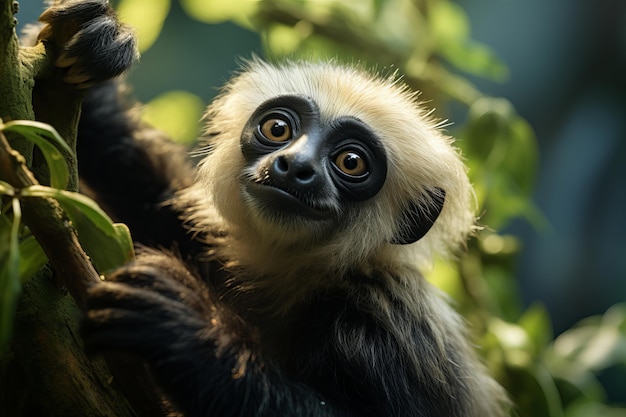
83 249 347 417
76 80 201 254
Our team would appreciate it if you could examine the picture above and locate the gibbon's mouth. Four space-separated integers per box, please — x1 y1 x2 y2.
245 182 332 221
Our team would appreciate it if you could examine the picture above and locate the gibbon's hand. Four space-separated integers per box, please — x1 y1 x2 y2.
83 252 214 361
38 0 138 88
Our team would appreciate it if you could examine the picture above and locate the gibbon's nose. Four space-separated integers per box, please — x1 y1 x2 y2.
270 154 318 186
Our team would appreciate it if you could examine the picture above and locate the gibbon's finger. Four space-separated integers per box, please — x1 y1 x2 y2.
39 0 110 26
83 306 210 358
103 264 210 311
83 308 170 355
129 249 210 293
38 0 110 46
86 280 189 315
103 264 159 286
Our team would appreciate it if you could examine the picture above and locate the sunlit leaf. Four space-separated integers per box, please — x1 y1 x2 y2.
519 304 553 354
142 91 204 144
488 318 533 367
0 180 15 197
535 364 566 417
180 0 257 25
265 24 303 56
371 0 385 18
20 186 114 233
2 120 72 190
429 0 469 42
19 186 134 273
116 0 170 52
552 305 626 372
112 223 134 267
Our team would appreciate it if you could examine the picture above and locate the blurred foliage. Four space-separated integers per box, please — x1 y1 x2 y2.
2 0 625 415
117 0 170 51
141 91 205 145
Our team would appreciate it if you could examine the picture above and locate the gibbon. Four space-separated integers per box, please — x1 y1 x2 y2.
32 1 510 416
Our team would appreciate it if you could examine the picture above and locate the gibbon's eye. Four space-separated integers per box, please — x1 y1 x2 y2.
334 150 368 179
260 117 292 143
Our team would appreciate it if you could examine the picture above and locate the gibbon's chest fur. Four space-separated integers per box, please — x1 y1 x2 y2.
179 189 440 379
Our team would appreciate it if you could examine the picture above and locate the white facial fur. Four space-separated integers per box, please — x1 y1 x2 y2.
195 59 476 273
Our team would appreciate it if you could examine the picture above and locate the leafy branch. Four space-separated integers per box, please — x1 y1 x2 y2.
0 119 133 352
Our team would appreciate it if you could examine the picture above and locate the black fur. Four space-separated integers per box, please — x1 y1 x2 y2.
77 80 202 255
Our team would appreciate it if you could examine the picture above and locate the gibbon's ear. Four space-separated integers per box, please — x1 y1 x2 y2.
391 188 446 245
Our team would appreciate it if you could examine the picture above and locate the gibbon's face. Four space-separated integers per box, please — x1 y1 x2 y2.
239 94 387 228
201 61 475 259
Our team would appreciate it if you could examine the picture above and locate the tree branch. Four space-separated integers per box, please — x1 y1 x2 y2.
0 2 141 415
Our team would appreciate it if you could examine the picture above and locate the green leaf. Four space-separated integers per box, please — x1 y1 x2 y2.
440 40 509 81
429 0 469 43
429 1 507 81
113 223 134 267
117 0 170 52
142 91 204 144
20 185 134 273
17 235 48 283
519 304 553 354
551 372 606 409
265 24 304 56
181 0 257 25
460 97 541 228
552 308 626 373
0 199 23 353
2 120 73 190
506 364 564 417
